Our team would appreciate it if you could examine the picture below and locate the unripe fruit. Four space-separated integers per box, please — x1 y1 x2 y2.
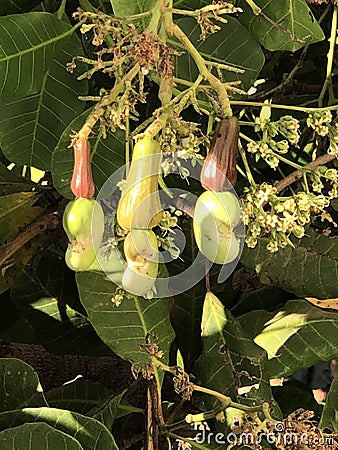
65 237 97 271
124 229 158 264
117 136 162 230
63 198 105 272
193 191 241 264
122 229 159 297
122 263 158 297
63 198 104 245
71 138 95 199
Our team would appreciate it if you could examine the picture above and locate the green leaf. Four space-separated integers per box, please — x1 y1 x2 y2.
0 358 47 412
10 248 113 356
173 0 201 9
0 13 73 99
52 110 125 199
174 16 265 93
76 271 175 365
0 423 84 450
110 0 155 16
197 309 277 413
0 163 35 195
237 0 325 52
45 377 111 416
320 374 338 432
90 389 143 430
0 407 118 450
240 231 338 299
0 191 39 244
46 377 142 430
272 380 321 418
239 299 338 378
231 286 292 316
201 291 227 337
0 1 42 15
0 23 87 170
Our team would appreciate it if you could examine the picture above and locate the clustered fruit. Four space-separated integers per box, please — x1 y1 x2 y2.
62 102 337 295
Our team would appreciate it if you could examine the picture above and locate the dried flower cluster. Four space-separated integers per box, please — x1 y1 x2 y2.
197 2 243 40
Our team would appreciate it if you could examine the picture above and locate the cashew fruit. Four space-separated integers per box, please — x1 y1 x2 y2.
71 137 95 199
193 191 241 264
63 198 104 245
117 136 162 230
65 237 97 271
201 117 239 191
63 198 104 271
122 229 158 297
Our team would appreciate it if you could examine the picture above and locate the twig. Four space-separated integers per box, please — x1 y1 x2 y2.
0 212 60 269
77 64 140 139
318 5 338 107
275 153 337 193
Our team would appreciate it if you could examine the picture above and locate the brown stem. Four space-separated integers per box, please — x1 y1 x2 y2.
275 153 337 193
0 212 60 270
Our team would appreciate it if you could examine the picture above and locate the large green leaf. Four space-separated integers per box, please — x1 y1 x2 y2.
240 230 338 299
197 308 277 413
45 378 111 416
0 423 84 450
237 0 325 51
52 110 125 199
0 1 41 15
320 374 338 432
0 358 47 412
46 377 142 430
272 380 321 418
76 271 175 365
0 12 74 99
174 16 265 93
0 21 87 170
10 248 113 356
0 407 118 450
239 299 338 378
110 0 155 16
0 163 35 195
173 0 201 9
0 191 39 244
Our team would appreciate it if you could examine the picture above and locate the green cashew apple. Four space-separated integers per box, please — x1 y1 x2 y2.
124 229 158 264
65 237 97 272
122 261 158 298
63 198 105 271
122 229 159 297
193 190 241 264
